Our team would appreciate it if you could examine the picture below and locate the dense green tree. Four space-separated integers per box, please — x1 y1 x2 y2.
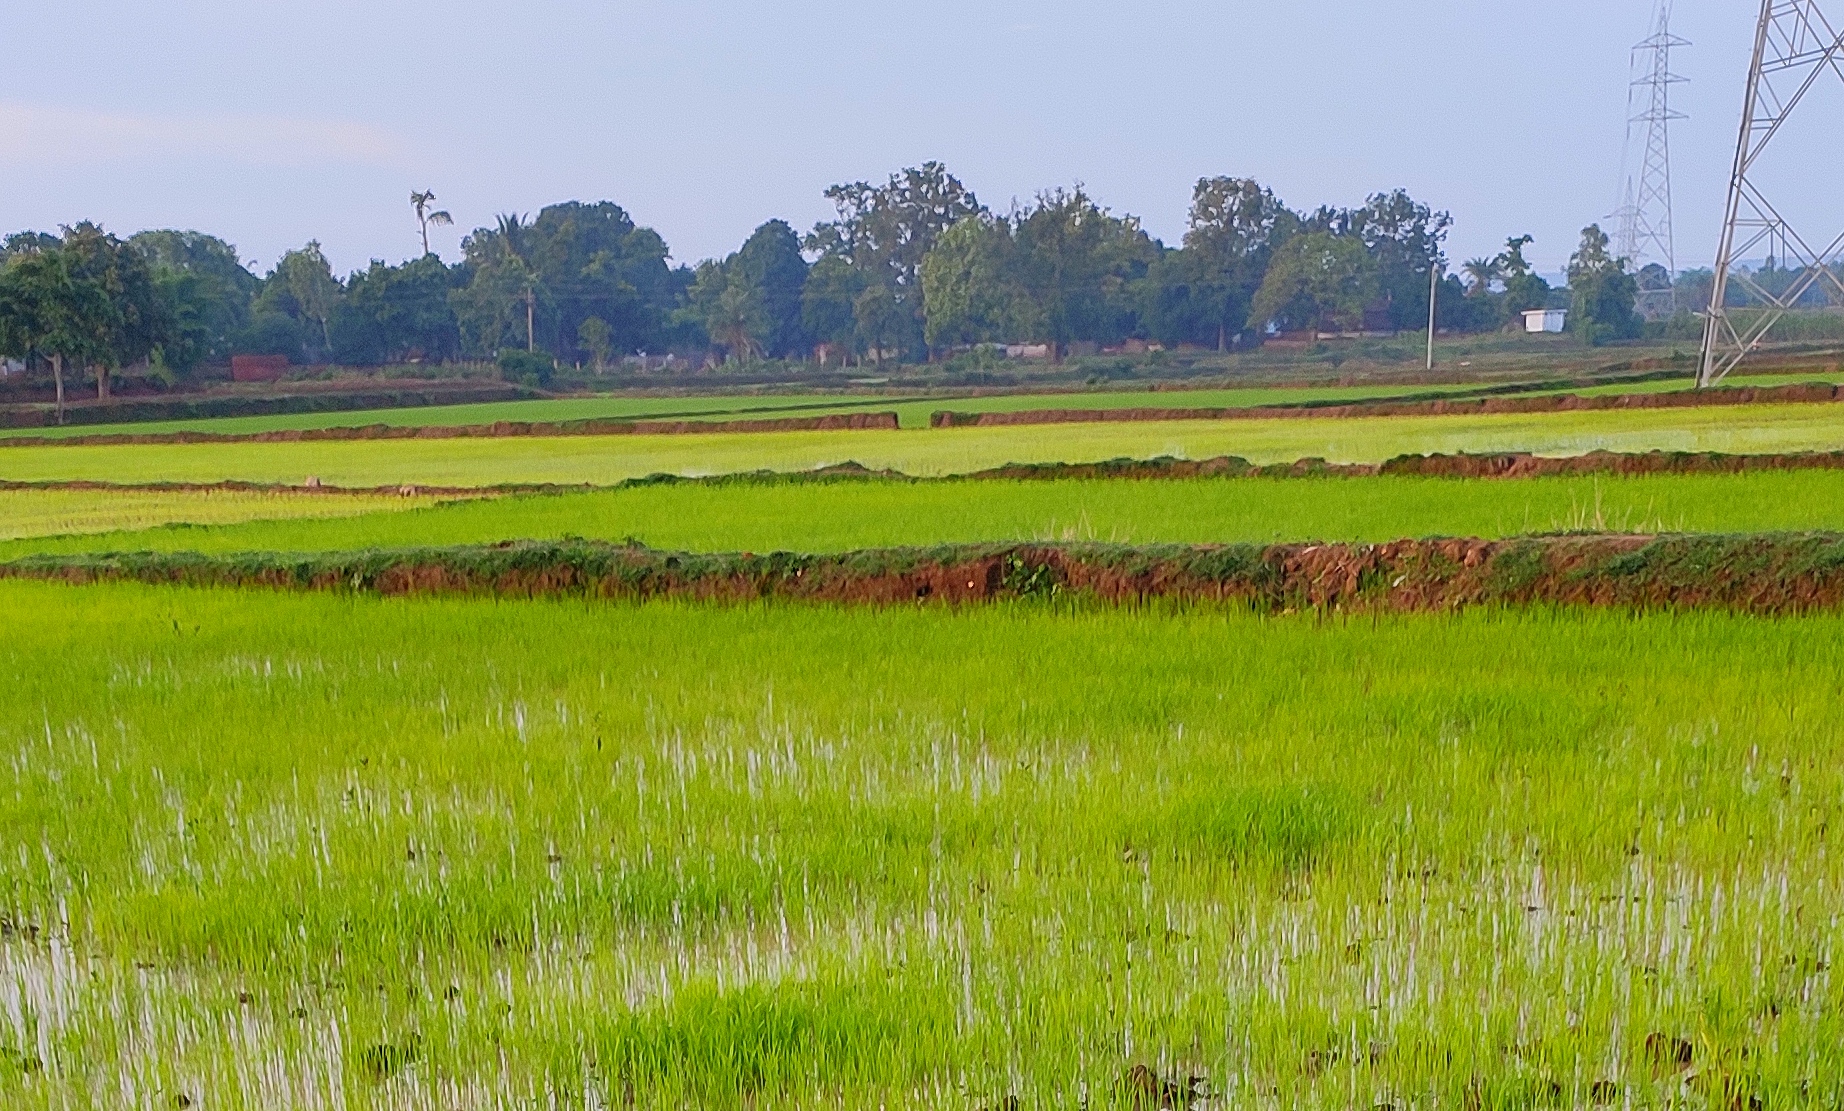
0 246 107 422
60 223 169 398
1567 224 1640 345
1249 231 1380 333
1009 187 1155 360
809 162 982 358
0 232 62 262
453 202 676 363
1674 268 1717 315
1497 235 1552 322
528 202 676 359
852 282 904 368
131 230 258 372
729 220 809 359
683 260 767 363
237 313 309 360
253 242 342 361
1302 191 1448 331
451 213 536 357
1135 246 1216 349
330 254 463 365
148 269 219 375
920 214 1016 349
801 255 866 364
577 316 613 370
1178 177 1296 348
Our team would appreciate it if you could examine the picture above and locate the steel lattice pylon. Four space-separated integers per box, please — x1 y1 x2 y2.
1613 1 1688 321
1700 0 1844 386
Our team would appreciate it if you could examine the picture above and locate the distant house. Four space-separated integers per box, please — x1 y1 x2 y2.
1523 309 1569 334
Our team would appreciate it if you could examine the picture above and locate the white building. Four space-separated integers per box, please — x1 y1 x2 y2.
1523 308 1569 334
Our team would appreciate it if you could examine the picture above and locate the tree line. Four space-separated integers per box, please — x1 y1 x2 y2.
0 165 1644 401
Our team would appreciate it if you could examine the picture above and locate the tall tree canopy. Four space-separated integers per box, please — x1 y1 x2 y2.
1009 187 1155 359
808 162 983 358
331 255 463 365
1174 177 1297 348
1249 232 1380 334
254 242 342 362
57 222 169 399
452 202 678 363
1568 224 1640 346
130 230 258 371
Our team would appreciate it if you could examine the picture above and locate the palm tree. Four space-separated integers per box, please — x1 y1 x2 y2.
489 214 538 351
410 191 453 257
493 212 529 258
1462 257 1501 298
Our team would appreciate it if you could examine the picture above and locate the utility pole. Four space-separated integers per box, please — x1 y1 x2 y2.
1426 260 1439 372
1611 0 1688 322
525 284 536 352
1700 0 1844 387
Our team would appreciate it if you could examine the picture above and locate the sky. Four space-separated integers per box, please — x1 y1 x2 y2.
4 1 1837 280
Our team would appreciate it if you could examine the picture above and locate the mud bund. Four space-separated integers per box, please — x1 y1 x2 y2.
0 410 900 448
930 381 1844 427
11 534 1844 616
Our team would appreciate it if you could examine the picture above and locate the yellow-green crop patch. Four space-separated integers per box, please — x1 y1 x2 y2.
0 487 453 541
1 582 1840 1106
11 469 1844 559
4 402 1844 488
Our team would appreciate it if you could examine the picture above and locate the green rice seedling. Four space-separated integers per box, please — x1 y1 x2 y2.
3 401 1844 488
2 584 1844 1106
12 469 1844 561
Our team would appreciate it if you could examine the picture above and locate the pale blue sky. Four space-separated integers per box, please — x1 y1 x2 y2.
4 1 1833 278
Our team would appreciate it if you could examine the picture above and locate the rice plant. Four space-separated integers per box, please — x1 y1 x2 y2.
4 401 1844 489
0 488 454 542
2 581 1841 1107
11 469 1844 562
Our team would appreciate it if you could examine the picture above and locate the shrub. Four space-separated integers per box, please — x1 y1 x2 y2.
496 348 556 387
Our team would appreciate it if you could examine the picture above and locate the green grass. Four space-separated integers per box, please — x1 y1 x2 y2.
15 470 1844 560
1567 369 1844 398
2 581 1842 1107
4 402 1844 488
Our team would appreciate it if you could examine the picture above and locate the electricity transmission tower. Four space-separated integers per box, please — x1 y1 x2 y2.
1700 0 1844 386
1613 0 1688 321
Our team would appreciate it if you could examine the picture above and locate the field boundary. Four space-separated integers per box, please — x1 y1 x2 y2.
12 533 1844 615
0 382 540 429
0 410 901 448
11 448 1844 498
929 381 1844 428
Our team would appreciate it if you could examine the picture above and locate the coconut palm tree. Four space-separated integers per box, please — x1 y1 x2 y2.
1462 257 1502 298
410 191 454 257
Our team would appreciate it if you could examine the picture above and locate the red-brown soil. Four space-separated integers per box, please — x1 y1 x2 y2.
12 534 1844 617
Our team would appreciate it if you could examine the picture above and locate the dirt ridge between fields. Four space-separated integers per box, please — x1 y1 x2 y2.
10 534 1844 615
0 410 900 448
11 448 1844 498
930 381 1844 427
